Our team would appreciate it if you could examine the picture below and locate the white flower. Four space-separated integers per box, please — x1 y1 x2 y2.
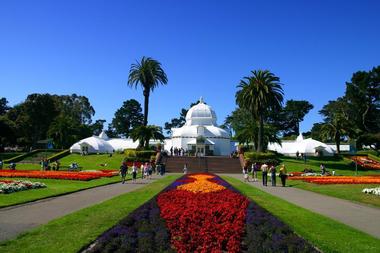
362 187 380 196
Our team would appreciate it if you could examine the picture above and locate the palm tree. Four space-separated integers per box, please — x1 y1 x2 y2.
130 125 165 150
128 57 168 126
236 70 284 152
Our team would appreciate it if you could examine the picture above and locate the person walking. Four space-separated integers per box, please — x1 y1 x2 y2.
252 162 258 182
261 163 268 186
148 162 153 179
279 164 287 187
119 162 128 184
320 163 326 175
131 162 138 182
183 163 188 174
270 165 276 187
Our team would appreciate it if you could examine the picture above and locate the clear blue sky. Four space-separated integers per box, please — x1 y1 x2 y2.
1 0 379 133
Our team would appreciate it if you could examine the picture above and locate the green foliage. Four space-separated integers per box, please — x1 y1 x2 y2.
236 70 284 152
281 100 314 136
107 99 144 138
130 125 164 149
46 149 70 162
0 175 179 253
223 176 380 253
124 150 155 159
164 101 199 135
244 151 280 165
3 150 40 163
2 93 100 149
124 149 137 157
128 56 168 126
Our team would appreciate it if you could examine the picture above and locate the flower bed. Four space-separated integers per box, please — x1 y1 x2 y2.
0 179 46 194
0 170 118 181
289 175 380 184
84 173 317 252
362 187 380 196
351 156 380 170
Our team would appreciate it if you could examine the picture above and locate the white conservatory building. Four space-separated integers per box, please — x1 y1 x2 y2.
70 131 161 154
164 98 231 156
268 134 335 157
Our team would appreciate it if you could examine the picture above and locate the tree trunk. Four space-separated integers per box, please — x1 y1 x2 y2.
143 89 150 126
335 131 341 154
257 114 264 152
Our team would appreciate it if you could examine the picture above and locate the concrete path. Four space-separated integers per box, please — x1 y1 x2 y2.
222 173 380 239
0 175 166 242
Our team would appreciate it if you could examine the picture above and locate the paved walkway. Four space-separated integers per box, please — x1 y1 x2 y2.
222 173 380 239
0 175 166 242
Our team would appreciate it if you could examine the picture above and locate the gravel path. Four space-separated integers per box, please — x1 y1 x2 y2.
0 175 166 242
222 173 380 239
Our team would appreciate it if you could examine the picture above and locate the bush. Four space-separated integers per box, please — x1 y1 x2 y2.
244 151 280 165
124 149 137 157
47 149 70 162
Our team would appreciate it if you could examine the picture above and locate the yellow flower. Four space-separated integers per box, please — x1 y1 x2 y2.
177 174 225 193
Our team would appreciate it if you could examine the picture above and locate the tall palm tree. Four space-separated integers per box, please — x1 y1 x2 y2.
128 57 168 126
236 70 284 152
130 125 165 150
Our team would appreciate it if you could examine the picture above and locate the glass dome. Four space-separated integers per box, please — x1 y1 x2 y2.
185 98 217 126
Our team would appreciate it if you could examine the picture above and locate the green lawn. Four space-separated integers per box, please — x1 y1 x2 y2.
223 176 380 253
0 175 180 253
276 156 380 208
279 156 380 176
0 176 123 208
12 153 126 171
288 179 380 208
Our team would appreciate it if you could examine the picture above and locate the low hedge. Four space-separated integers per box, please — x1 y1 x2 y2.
47 149 70 162
244 151 280 165
124 149 156 160
3 150 40 163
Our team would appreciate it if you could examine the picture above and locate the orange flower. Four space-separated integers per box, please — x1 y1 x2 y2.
177 174 225 193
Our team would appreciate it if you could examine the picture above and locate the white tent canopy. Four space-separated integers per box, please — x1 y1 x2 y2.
70 131 164 154
268 134 335 157
70 135 114 154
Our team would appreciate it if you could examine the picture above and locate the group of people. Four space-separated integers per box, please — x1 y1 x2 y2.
40 159 61 171
295 151 307 163
119 161 167 184
0 160 16 170
243 162 288 187
170 146 186 156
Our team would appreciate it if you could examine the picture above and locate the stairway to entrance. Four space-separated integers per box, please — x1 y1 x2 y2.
164 156 242 173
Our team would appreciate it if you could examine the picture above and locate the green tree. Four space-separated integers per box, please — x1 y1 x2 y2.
236 70 284 152
281 100 314 136
130 125 165 149
345 66 380 140
164 101 198 135
108 99 144 137
91 119 106 136
319 97 350 154
0 98 10 116
128 57 168 126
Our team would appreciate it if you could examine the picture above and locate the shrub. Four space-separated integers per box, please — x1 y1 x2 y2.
47 149 70 162
244 151 280 165
124 149 137 157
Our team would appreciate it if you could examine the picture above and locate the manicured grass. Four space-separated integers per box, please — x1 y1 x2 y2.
13 153 126 171
0 175 180 253
288 180 380 208
276 156 380 207
222 176 380 253
0 176 123 208
279 156 380 176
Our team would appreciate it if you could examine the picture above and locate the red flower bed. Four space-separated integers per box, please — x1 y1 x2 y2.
157 174 249 253
289 175 380 184
351 156 380 170
0 170 118 181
